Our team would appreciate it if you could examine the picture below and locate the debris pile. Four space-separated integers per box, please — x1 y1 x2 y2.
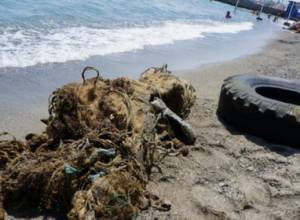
0 65 196 219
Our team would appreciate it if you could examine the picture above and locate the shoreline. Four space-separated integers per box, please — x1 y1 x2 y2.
3 27 300 219
178 30 299 100
0 24 280 139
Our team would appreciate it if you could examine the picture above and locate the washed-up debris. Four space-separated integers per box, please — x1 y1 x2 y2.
0 132 28 170
0 65 196 219
151 97 196 144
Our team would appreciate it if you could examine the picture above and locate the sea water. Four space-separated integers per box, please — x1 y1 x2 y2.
0 0 282 137
0 0 279 68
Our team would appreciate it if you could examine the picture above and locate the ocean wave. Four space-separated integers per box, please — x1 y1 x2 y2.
0 21 253 68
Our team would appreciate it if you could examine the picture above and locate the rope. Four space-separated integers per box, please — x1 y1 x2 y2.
104 89 132 131
81 66 101 86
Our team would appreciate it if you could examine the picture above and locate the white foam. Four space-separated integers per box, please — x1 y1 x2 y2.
0 21 253 68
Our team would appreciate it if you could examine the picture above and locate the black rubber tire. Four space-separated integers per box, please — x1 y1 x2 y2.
217 74 300 147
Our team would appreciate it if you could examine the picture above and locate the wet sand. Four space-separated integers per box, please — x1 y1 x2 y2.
141 31 300 219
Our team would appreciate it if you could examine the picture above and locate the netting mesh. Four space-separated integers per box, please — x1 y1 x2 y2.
0 65 196 219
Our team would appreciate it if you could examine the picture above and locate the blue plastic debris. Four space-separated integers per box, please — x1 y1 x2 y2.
97 148 115 157
88 171 106 181
64 164 80 175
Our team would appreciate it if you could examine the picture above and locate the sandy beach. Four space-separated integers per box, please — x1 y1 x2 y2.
2 16 300 220
4 29 300 220
137 31 300 219
4 1 300 219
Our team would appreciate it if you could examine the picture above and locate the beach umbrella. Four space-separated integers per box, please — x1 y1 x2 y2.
255 0 266 19
286 0 300 20
234 0 241 12
288 1 295 19
259 0 266 15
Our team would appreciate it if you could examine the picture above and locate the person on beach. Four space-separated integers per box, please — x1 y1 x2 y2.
225 11 232 19
290 21 300 33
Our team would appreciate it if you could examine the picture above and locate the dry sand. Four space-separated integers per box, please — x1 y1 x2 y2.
139 31 300 220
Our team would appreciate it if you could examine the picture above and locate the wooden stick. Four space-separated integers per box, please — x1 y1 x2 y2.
151 97 196 145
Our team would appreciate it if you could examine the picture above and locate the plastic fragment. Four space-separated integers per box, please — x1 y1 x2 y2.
96 148 116 157
88 171 106 182
64 164 80 175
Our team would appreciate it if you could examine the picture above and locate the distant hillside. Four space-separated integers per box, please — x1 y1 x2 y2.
215 0 285 16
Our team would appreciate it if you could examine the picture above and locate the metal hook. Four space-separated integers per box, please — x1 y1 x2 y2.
81 66 100 86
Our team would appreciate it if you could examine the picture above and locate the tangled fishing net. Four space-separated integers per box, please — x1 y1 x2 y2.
0 65 196 220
